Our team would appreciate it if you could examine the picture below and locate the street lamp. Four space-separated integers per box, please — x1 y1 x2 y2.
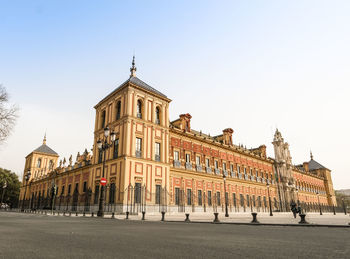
97 127 116 217
316 191 322 215
222 173 229 217
266 182 273 216
51 178 57 215
21 170 31 211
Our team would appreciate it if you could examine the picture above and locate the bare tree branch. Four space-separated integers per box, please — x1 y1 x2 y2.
0 85 18 144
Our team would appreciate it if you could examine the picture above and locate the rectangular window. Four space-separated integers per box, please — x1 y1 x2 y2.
101 110 106 128
253 195 256 207
216 192 221 206
94 185 99 204
68 184 72 195
113 139 119 159
206 158 210 168
156 185 161 204
136 138 142 157
198 190 202 206
155 143 161 161
223 162 226 171
244 168 247 175
185 154 191 163
175 187 180 205
61 186 65 195
83 181 87 192
196 156 200 165
263 196 267 207
214 160 218 169
134 183 141 203
230 164 234 172
75 183 79 193
258 196 262 207
174 151 179 161
98 150 103 164
246 195 250 207
237 165 240 174
187 189 192 205
208 191 212 206
240 194 244 207
233 193 236 207
109 183 116 204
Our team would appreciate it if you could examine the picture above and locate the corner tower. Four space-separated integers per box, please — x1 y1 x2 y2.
92 57 172 211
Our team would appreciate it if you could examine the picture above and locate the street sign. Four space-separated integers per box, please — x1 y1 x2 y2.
100 178 107 186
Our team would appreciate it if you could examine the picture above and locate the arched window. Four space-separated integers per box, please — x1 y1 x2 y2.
37 158 42 168
49 160 53 170
137 100 142 119
101 110 106 128
155 106 161 124
116 101 121 120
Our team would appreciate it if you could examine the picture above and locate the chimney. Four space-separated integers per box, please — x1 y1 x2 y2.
222 128 234 145
179 113 192 132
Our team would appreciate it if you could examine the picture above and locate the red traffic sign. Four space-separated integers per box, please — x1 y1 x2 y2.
100 178 107 186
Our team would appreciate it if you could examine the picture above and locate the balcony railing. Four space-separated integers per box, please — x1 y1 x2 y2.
223 170 228 176
262 178 266 183
173 160 181 168
267 179 271 184
244 174 249 180
135 150 142 158
185 162 192 170
231 171 236 178
196 165 202 172
251 175 255 181
215 168 221 175
206 167 212 173
238 173 242 179
256 176 261 182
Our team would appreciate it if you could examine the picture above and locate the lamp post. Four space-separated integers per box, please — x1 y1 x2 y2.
222 173 229 217
266 182 273 216
342 198 347 215
97 127 116 217
316 192 322 215
50 178 57 215
21 170 31 211
1 181 7 207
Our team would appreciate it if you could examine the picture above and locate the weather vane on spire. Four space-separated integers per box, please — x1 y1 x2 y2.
310 150 313 160
130 55 137 77
43 132 47 145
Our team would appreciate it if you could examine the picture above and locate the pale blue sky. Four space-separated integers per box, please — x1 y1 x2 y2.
1 1 349 189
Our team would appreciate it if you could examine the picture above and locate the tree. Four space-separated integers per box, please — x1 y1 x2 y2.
0 85 18 144
0 167 21 208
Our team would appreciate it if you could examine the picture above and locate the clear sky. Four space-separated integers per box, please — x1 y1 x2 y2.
0 1 349 189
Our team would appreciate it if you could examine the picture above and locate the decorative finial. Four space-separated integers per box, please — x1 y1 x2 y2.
310 151 313 160
43 132 47 145
130 55 137 77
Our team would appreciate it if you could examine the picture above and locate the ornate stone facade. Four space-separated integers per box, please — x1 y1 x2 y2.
19 59 335 213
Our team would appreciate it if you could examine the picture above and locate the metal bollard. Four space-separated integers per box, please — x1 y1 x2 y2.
83 211 85 217
57 212 60 216
112 212 115 219
76 212 78 217
63 212 66 216
91 212 94 217
213 212 220 223
53 211 55 215
69 212 71 217
126 211 129 220
44 211 47 215
185 213 190 222
142 211 145 220
298 214 308 224
161 211 165 221
333 206 336 215
251 212 259 224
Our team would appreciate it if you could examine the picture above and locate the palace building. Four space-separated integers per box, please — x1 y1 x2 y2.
19 58 336 214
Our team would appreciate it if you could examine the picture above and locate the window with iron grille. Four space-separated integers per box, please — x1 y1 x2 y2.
246 195 250 207
155 143 161 161
68 184 72 195
134 183 141 203
175 187 180 205
240 194 244 207
208 191 212 206
155 107 161 124
136 138 142 157
233 193 236 207
98 149 103 163
174 151 179 161
116 101 121 120
186 153 191 163
83 181 87 192
187 189 192 205
137 100 142 118
101 110 106 128
216 192 221 206
109 183 116 204
156 185 161 204
198 190 202 206
196 156 200 165
61 186 65 196
94 186 99 204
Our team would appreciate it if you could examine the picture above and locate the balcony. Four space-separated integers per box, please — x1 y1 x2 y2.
185 162 192 170
251 175 255 181
238 173 242 179
196 165 202 172
223 170 228 176
244 174 249 180
256 176 261 182
231 171 236 178
215 168 221 175
262 178 266 183
155 154 161 162
173 160 181 168
267 179 271 185
135 150 142 158
206 167 212 173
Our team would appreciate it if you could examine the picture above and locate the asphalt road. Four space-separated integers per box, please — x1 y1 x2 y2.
0 212 349 259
